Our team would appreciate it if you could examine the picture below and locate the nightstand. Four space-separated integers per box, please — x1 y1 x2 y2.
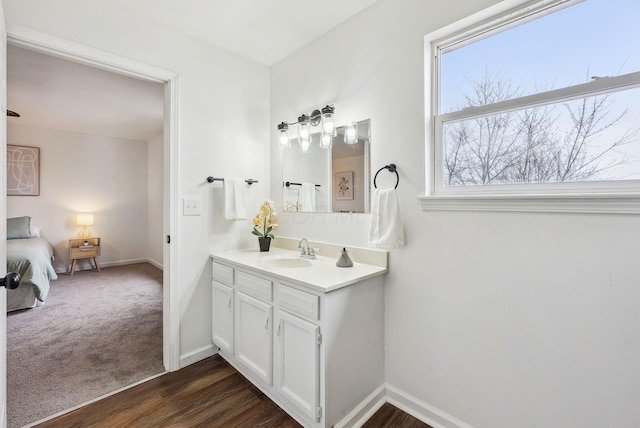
69 237 101 275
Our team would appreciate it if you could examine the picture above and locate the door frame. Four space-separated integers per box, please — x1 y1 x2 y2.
5 24 181 371
0 4 8 427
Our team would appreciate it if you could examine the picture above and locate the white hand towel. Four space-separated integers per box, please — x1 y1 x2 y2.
299 183 317 212
224 178 247 220
368 187 404 248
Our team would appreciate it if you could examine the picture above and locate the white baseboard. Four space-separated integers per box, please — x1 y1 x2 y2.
147 258 163 270
99 258 152 269
55 258 163 274
335 384 386 428
179 344 217 369
385 384 475 428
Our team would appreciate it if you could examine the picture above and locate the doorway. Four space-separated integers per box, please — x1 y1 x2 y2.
4 28 180 426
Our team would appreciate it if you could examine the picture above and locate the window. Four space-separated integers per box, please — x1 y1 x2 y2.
425 0 640 210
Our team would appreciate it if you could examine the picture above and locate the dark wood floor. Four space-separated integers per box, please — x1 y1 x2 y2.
36 354 429 428
362 403 431 428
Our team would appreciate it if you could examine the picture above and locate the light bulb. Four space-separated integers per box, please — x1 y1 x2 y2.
322 115 334 135
278 122 290 148
320 132 332 149
298 124 310 141
345 121 358 144
279 131 290 148
299 139 311 153
297 114 310 142
321 105 335 135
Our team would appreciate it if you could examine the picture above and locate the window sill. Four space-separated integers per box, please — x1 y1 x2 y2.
418 194 640 214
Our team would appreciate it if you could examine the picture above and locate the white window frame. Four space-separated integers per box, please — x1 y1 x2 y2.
420 0 640 214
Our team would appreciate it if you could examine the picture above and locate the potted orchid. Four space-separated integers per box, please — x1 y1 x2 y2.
252 200 277 251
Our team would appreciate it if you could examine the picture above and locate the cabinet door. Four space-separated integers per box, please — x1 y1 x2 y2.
275 310 321 423
212 281 234 354
236 291 273 384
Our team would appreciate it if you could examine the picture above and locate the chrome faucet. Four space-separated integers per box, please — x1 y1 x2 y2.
297 238 317 259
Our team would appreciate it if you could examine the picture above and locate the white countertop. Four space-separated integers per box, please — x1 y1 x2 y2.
211 247 388 293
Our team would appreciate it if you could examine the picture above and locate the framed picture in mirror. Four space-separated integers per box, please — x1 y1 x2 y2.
335 171 354 200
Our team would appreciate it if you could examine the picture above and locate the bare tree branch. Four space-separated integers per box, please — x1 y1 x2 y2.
443 72 639 186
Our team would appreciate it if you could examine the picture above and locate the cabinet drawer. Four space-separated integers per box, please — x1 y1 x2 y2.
236 270 272 301
71 247 100 259
212 261 234 285
278 284 319 320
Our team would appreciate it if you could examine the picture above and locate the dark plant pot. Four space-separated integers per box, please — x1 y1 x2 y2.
258 237 271 252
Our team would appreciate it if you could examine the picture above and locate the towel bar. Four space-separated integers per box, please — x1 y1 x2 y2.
284 181 321 187
206 177 258 185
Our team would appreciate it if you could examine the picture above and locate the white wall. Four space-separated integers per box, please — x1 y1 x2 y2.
3 0 270 363
271 1 640 427
147 133 163 268
7 124 151 273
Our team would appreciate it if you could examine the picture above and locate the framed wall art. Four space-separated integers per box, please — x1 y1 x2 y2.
335 171 354 200
7 145 40 196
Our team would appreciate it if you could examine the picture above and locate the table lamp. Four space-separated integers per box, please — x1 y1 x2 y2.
76 213 94 238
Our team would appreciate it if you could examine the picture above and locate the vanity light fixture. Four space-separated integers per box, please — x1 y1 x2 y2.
278 105 335 152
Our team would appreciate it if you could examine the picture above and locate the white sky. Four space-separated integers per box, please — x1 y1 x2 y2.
439 0 640 181
441 0 640 111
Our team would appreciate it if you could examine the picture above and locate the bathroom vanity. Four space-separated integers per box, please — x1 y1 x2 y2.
211 240 387 428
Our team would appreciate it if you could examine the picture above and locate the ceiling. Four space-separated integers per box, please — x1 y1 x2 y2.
109 0 379 66
6 1 378 142
7 45 165 142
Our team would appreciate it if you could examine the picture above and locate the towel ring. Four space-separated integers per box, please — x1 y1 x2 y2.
373 164 399 189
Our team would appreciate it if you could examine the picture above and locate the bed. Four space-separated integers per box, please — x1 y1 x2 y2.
6 216 58 312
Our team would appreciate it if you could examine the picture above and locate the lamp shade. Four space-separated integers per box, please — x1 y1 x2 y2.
299 139 311 153
277 122 290 148
321 105 335 135
76 213 94 226
344 121 358 144
320 132 332 149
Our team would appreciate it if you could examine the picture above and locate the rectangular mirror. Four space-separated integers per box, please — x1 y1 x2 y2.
282 119 370 213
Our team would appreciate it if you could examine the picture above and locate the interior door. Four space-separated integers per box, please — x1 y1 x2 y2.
0 2 8 427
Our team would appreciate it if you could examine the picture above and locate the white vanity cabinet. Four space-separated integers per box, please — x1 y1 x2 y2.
274 288 321 422
235 290 273 384
211 261 234 354
211 250 386 428
211 281 234 354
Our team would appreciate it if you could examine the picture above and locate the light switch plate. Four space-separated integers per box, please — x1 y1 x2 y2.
183 198 201 216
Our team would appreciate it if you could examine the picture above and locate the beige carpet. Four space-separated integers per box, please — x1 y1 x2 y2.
7 263 164 428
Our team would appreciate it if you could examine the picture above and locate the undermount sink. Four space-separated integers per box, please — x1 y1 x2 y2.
259 254 312 268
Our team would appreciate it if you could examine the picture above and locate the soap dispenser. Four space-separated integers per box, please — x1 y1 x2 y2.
336 247 353 268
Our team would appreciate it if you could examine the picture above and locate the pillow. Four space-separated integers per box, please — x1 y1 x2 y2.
30 225 42 238
7 216 31 239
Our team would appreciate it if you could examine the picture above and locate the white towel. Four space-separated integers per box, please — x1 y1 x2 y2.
299 183 317 212
368 188 404 248
224 178 247 220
